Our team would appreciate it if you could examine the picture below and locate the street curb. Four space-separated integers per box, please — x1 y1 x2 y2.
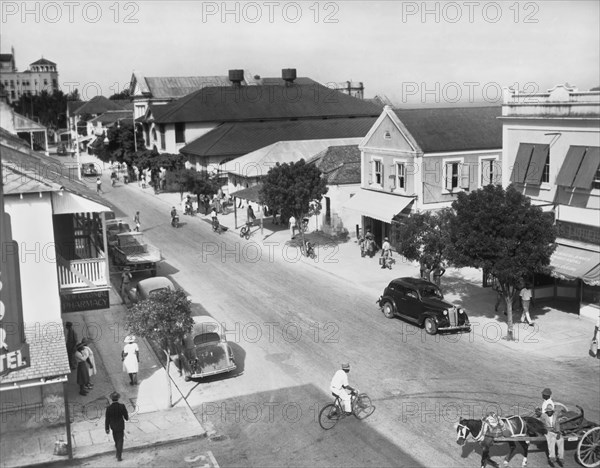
13 431 206 468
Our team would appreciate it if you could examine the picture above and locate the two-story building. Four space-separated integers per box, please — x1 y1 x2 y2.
345 105 502 244
501 84 600 317
1 126 113 437
0 47 59 103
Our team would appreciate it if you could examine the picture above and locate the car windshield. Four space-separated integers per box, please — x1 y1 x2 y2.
148 287 169 297
419 286 443 299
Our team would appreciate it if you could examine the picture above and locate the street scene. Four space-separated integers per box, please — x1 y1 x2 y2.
1 2 599 468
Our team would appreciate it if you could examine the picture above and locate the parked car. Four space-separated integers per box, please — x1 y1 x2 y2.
81 163 99 177
175 316 236 381
128 277 174 303
376 277 471 335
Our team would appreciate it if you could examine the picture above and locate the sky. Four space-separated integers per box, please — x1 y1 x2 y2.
1 0 599 106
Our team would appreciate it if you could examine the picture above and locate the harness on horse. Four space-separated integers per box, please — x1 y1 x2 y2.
476 413 527 442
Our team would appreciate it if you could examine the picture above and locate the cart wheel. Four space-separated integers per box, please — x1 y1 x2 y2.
577 426 600 467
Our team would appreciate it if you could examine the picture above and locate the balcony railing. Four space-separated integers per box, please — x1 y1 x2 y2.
57 254 108 291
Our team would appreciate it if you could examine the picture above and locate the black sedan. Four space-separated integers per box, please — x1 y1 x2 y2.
377 277 470 335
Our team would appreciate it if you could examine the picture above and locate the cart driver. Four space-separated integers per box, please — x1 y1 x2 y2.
330 363 356 415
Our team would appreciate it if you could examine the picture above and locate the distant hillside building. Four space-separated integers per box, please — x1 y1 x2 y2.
0 47 59 103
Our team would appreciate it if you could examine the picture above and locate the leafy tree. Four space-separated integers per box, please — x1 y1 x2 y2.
124 289 194 407
448 184 556 340
67 89 81 101
260 159 328 245
395 208 453 282
12 90 69 129
94 121 145 165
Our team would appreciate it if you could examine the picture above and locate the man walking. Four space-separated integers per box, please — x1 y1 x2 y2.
520 283 534 326
96 177 103 194
105 391 129 462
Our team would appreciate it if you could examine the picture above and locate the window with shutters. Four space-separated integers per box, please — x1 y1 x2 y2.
373 159 383 185
480 158 499 187
396 162 406 190
445 162 460 190
159 124 165 150
541 153 550 184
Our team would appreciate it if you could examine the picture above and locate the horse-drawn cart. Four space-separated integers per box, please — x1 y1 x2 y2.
457 404 600 467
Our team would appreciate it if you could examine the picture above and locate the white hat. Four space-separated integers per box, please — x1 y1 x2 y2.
124 335 136 343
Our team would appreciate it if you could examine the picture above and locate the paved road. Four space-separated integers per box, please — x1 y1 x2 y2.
101 179 599 468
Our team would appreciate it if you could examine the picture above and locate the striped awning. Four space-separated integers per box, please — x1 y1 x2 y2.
549 244 600 286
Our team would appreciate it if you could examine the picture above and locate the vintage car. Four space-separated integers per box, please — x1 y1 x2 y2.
176 316 236 381
128 277 174 303
377 277 471 335
81 163 99 177
105 219 131 247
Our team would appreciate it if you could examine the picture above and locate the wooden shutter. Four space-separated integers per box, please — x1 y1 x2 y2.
368 160 373 184
460 163 470 189
445 163 453 190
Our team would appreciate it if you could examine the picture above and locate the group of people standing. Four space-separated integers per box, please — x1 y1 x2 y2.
65 322 96 396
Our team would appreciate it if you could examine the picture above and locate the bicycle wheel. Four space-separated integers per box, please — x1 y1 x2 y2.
319 403 341 430
353 394 376 420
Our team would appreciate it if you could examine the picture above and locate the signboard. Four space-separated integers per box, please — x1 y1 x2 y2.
60 290 110 313
1 178 31 377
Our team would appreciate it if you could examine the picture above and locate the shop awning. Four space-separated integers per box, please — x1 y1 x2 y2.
52 192 112 214
343 190 414 223
549 244 600 286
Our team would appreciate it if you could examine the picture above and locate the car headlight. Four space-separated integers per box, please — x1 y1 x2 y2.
458 308 464 314
443 310 448 316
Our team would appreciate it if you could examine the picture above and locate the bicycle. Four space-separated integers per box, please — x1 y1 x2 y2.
318 390 375 430
240 222 253 239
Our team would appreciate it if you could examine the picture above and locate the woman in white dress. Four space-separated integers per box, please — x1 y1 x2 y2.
122 335 139 385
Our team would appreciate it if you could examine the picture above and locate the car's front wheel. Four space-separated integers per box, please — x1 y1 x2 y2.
424 318 437 335
382 301 395 319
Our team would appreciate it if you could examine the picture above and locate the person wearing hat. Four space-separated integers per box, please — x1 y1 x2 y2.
541 388 554 413
381 237 392 269
105 391 129 462
79 338 96 388
329 363 356 415
541 403 564 467
122 336 139 385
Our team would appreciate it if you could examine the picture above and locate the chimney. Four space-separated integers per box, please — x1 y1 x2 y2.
282 68 297 86
228 69 244 87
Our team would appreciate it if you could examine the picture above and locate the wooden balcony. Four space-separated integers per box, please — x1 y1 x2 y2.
57 253 109 292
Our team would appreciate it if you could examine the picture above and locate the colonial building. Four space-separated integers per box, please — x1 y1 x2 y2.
129 69 261 120
501 84 600 317
0 101 49 153
0 127 112 434
346 105 502 244
140 69 380 171
0 48 59 103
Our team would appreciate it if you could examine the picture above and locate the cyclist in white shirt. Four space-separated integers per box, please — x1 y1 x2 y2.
330 363 355 415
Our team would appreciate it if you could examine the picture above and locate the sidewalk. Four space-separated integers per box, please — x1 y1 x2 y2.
0 289 205 468
139 184 598 362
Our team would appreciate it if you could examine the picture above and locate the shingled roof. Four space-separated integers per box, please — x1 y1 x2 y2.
309 145 361 185
151 83 381 124
392 106 502 153
181 117 376 158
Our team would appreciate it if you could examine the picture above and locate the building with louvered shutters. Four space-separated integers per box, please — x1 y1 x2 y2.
501 84 600 318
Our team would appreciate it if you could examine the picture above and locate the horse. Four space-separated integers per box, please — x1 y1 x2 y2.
456 416 547 468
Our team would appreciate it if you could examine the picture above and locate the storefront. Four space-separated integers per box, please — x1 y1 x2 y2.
534 242 600 318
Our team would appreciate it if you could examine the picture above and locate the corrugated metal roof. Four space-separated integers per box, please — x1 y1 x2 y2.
145 76 235 99
1 140 115 213
181 117 377 159
72 96 129 116
393 106 502 153
88 110 133 125
52 191 112 214
221 138 362 177
152 83 381 124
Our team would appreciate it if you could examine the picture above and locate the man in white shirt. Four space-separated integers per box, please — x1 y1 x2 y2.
288 215 296 239
520 284 534 326
541 387 554 413
330 363 355 414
